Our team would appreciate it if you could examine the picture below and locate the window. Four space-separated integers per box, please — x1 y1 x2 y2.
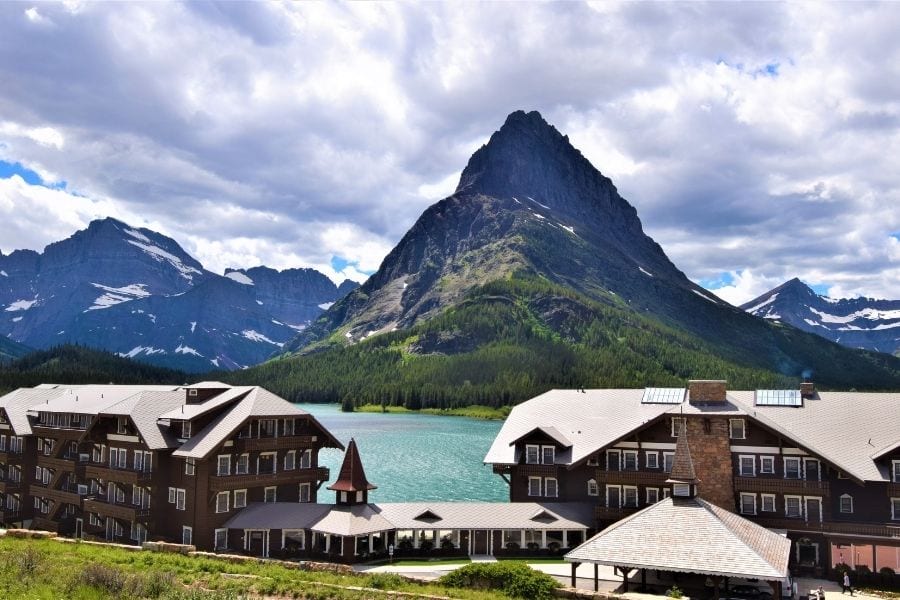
215 528 228 550
623 451 638 471
623 486 638 507
893 461 900 483
89 513 103 527
109 447 126 469
892 498 900 520
761 494 776 512
115 485 125 503
117 417 127 435
217 455 231 476
740 493 756 515
168 487 176 503
541 446 555 465
236 454 249 474
283 529 305 551
785 495 802 518
283 418 295 436
645 451 659 469
298 483 311 503
0 435 5 451
587 479 598 496
355 491 363 502
234 489 248 508
181 421 191 439
299 449 311 469
673 483 690 497
646 488 660 504
760 456 775 474
525 444 540 465
131 523 147 543
176 488 186 511
528 476 541 497
606 485 621 507
671 417 685 438
544 477 558 498
784 457 802 479
284 450 296 471
10 436 23 454
182 526 192 546
185 458 195 476
132 485 143 506
840 494 853 514
264 486 277 503
663 452 674 473
216 491 229 513
739 455 756 477
606 450 621 471
729 419 746 440
586 455 599 467
260 419 276 436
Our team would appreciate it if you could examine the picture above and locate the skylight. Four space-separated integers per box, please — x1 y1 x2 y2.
641 388 686 404
755 389 802 407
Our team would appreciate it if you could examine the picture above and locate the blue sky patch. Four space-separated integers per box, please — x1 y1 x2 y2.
699 272 735 290
0 160 66 190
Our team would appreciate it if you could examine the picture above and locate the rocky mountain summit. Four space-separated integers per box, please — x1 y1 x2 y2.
743 278 900 356
0 218 357 371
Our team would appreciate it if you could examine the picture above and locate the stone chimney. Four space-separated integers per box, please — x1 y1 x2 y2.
688 380 727 405
800 381 815 399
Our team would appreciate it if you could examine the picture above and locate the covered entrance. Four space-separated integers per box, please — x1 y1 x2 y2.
472 529 490 554
245 529 269 557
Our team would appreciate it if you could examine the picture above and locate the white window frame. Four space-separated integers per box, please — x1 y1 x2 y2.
234 489 248 509
729 418 746 440
671 417 685 438
623 485 638 507
840 494 853 514
645 451 659 469
176 488 186 511
215 491 230 514
785 494 803 518
185 458 195 476
528 476 542 497
117 417 127 435
284 450 296 471
541 445 555 465
673 483 691 497
606 449 621 471
893 460 900 483
168 487 176 503
739 455 756 477
586 455 599 467
587 479 598 496
214 528 228 550
784 457 802 480
760 455 775 474
740 492 757 515
892 498 900 520
182 526 192 545
264 486 277 503
646 487 660 504
181 421 191 439
525 445 540 465
236 453 249 475
663 452 675 473
0 435 6 451
298 483 311 503
217 454 231 477
299 449 311 469
623 450 638 471
606 484 622 507
761 493 776 512
544 477 558 498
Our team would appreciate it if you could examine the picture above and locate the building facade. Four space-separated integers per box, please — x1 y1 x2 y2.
485 380 900 574
0 382 341 550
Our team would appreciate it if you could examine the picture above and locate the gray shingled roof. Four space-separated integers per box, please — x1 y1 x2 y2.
566 497 790 580
28 385 179 415
223 501 595 534
100 390 186 450
0 388 65 435
158 386 252 421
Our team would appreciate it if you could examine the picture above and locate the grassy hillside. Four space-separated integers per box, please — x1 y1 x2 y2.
229 275 900 408
0 345 188 395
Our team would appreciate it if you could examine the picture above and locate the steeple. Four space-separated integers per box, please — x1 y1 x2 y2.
666 428 699 498
327 438 376 505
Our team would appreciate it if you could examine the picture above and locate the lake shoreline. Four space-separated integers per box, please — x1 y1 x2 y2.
352 403 511 420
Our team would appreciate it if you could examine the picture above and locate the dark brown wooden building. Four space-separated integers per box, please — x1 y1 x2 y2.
0 382 342 550
486 380 900 574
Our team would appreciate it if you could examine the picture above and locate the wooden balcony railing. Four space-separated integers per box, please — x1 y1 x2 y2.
38 456 77 472
84 464 152 484
596 470 671 486
31 516 59 532
519 464 559 477
887 483 900 497
208 466 329 492
31 425 87 441
0 480 22 493
734 476 830 495
595 505 640 521
232 435 316 452
35 485 82 507
752 517 900 539
82 497 150 523
0 511 22 524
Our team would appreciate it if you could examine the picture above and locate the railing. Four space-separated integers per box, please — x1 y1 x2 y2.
0 480 22 493
31 516 60 532
37 485 82 506
888 483 900 497
208 466 329 492
733 476 830 495
39 456 76 472
0 511 21 524
232 435 316 452
31 425 87 440
82 497 150 523
519 464 558 477
596 470 670 485
752 517 900 538
84 464 152 484
595 505 640 521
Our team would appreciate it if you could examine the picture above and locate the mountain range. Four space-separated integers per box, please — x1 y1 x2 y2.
228 110 900 405
742 278 900 356
0 218 357 372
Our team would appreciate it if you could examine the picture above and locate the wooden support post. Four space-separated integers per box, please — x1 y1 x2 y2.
594 564 599 592
571 562 580 588
713 576 722 600
641 568 647 592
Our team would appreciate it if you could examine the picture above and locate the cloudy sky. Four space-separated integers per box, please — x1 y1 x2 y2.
1 2 898 304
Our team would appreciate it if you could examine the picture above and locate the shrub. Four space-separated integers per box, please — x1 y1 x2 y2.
10 545 43 577
79 563 127 595
367 573 408 590
879 567 895 576
439 561 559 600
505 542 520 551
667 585 684 598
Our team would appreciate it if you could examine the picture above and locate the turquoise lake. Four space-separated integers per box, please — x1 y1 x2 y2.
295 404 507 503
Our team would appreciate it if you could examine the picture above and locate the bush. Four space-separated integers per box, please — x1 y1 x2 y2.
9 546 43 577
667 585 684 598
367 573 408 590
505 542 520 551
79 563 127 595
879 567 896 577
439 561 559 600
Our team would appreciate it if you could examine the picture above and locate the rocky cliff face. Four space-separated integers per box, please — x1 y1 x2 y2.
0 218 357 371
743 278 900 356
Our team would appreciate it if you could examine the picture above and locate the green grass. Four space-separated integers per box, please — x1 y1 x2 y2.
0 536 514 599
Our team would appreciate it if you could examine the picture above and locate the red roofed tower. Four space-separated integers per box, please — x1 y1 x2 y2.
327 438 376 506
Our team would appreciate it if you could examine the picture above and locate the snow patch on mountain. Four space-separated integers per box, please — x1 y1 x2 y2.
745 293 778 314
638 266 654 278
241 329 282 346
190 321 197 333
12 316 22 322
225 271 254 285
86 283 151 311
692 289 719 304
120 346 166 358
126 240 201 281
124 228 151 244
175 344 202 356
318 302 334 310
0 270 7 277
5 299 37 312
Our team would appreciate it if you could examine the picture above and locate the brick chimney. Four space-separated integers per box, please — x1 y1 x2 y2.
688 380 727 405
800 381 815 399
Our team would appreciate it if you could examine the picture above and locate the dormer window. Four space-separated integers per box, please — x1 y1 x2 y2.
525 445 539 464
117 417 127 435
525 444 555 465
181 421 191 439
729 419 746 440
671 417 686 438
542 446 555 465
673 483 691 497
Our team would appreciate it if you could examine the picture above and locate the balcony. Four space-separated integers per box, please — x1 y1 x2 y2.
82 497 150 523
84 464 152 484
31 425 87 441
596 470 671 486
0 511 22 524
520 463 558 477
35 485 82 507
595 505 640 521
31 516 59 532
733 476 830 495
232 435 316 452
208 466 329 492
38 456 76 472
0 480 22 493
888 483 900 497
0 451 25 463
752 517 900 539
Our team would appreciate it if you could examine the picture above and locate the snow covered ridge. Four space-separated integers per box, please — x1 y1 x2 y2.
126 240 202 281
744 293 778 314
241 329 283 346
119 346 166 358
85 283 151 311
4 298 37 312
175 344 203 357
225 271 254 285
810 306 900 324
